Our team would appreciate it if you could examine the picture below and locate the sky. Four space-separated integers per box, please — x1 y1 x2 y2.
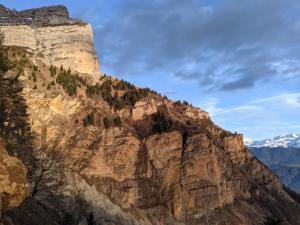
2 0 300 140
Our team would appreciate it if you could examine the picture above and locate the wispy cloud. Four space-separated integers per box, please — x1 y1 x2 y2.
198 93 300 139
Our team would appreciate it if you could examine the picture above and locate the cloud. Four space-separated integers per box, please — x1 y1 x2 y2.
199 97 221 116
199 93 300 139
88 0 300 91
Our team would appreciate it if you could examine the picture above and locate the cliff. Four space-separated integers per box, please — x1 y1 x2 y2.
0 5 79 26
0 5 101 79
1 4 300 225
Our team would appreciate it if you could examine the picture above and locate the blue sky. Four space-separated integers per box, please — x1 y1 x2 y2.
3 0 300 140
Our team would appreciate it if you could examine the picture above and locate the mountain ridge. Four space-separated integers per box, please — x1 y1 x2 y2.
1 4 300 225
245 134 300 148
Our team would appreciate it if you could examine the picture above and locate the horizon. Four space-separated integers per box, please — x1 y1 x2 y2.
2 0 300 140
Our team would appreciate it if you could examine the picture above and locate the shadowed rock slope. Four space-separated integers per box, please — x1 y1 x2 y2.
1 5 300 225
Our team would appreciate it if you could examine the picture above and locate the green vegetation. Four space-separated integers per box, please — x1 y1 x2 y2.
56 66 84 96
113 116 122 127
86 78 152 110
6 46 30 76
0 31 34 177
152 112 173 133
86 83 101 97
113 79 135 90
183 100 190 106
121 88 147 107
50 65 57 77
174 100 192 107
83 112 95 127
103 117 111 129
32 71 37 82
16 58 29 76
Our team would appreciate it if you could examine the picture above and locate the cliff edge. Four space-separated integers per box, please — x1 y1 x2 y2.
0 5 101 79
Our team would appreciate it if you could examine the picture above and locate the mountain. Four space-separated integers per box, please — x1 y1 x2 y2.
246 134 300 148
251 147 300 193
1 5 300 225
247 134 300 193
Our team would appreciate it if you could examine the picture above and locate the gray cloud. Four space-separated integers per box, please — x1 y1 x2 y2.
87 0 300 91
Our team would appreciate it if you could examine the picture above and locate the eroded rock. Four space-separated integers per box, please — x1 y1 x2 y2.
0 139 28 212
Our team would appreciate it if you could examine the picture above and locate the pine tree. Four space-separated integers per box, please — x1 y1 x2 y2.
152 112 173 133
0 31 35 179
0 32 12 73
103 117 111 129
114 116 122 127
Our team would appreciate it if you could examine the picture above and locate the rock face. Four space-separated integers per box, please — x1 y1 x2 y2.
3 4 300 225
0 6 101 79
0 5 78 26
0 138 28 212
20 67 300 224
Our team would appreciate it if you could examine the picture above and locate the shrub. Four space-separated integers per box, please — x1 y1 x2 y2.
33 84 37 89
32 71 37 82
183 100 189 105
51 81 55 86
86 83 101 97
101 79 112 98
113 79 135 90
56 68 81 96
114 116 122 127
47 83 51 90
152 112 173 133
83 112 95 127
86 78 151 111
50 65 57 77
103 117 111 129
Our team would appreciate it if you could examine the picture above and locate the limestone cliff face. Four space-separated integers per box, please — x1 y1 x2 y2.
3 5 300 225
19 61 300 224
0 139 28 212
0 6 101 80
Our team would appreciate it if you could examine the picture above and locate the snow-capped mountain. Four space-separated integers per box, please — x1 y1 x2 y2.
244 138 254 146
245 134 300 148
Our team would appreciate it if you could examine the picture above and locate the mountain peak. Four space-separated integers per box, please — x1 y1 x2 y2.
245 133 300 148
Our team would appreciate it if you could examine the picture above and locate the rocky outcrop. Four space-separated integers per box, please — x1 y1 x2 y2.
0 6 101 79
0 5 80 26
0 138 28 212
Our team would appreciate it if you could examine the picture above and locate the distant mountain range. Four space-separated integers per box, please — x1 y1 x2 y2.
245 133 300 148
246 134 300 193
